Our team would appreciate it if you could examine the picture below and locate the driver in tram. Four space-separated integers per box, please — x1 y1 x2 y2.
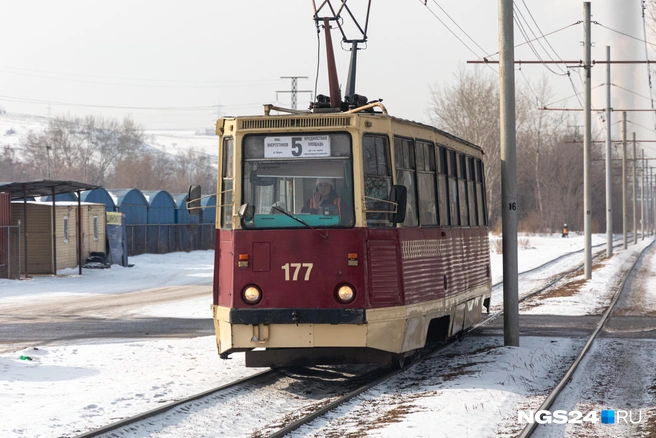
302 178 342 215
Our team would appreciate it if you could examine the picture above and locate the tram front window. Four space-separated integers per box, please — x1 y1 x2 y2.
242 133 354 228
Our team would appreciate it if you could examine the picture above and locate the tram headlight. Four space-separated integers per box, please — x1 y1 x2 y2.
242 285 262 305
335 284 356 304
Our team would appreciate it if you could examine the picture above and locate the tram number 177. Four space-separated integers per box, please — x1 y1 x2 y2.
281 263 313 281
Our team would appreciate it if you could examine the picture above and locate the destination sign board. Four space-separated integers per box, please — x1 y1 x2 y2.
264 136 331 158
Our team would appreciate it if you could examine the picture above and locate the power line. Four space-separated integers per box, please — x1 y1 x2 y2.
542 84 605 107
593 21 656 48
0 94 262 111
513 1 568 76
520 1 570 71
518 68 546 106
640 1 656 131
610 83 654 102
418 0 492 65
418 0 500 78
0 64 278 86
628 118 656 133
0 68 279 90
428 0 490 56
483 21 580 59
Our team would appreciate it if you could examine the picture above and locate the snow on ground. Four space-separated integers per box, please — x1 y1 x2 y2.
0 112 51 154
488 232 608 285
289 336 586 438
0 250 215 303
520 238 655 316
0 233 654 437
143 130 218 160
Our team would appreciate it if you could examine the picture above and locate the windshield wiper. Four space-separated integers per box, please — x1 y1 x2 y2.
271 206 328 240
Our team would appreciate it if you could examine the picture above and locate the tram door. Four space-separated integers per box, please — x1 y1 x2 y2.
363 134 403 307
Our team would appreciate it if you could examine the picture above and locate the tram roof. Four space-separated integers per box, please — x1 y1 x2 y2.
220 111 484 154
387 115 484 154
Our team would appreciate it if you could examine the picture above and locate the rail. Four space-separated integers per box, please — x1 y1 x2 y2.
518 238 656 437
74 369 275 438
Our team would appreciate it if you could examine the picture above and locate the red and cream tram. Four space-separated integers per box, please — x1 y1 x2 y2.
194 105 491 367
191 1 491 367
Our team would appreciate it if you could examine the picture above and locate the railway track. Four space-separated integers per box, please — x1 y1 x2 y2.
488 236 631 315
517 238 656 437
74 364 391 438
257 240 640 437
74 369 275 437
74 237 646 438
259 237 656 436
494 236 628 288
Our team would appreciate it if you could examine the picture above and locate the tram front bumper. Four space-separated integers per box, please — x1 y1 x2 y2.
211 305 407 355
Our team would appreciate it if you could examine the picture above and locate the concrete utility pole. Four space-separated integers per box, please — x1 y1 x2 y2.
642 149 646 240
605 46 612 257
499 0 519 347
622 113 627 249
633 133 637 244
583 2 592 279
652 168 655 235
277 76 312 110
649 167 656 236
649 168 652 235
46 145 52 179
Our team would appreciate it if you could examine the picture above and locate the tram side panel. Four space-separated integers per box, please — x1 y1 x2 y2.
213 225 490 357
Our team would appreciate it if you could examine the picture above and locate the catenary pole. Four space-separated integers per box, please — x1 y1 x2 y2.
605 46 612 257
649 166 652 235
649 167 656 235
583 2 592 279
499 0 519 347
622 113 627 249
652 168 655 235
633 133 637 244
647 165 651 236
642 149 645 240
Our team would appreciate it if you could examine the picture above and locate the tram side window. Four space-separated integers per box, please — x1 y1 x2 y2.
363 135 393 228
467 156 478 226
457 153 469 226
448 150 460 226
220 137 234 229
437 146 450 226
394 137 418 227
416 140 437 225
476 159 487 226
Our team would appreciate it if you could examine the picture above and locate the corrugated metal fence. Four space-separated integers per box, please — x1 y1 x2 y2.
0 225 21 279
126 223 215 256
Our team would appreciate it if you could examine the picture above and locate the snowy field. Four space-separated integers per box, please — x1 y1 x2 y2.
0 112 218 163
0 233 654 437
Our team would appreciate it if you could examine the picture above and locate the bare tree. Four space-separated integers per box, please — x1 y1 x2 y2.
85 115 144 185
516 75 569 227
173 149 218 194
18 114 144 184
0 146 29 181
428 66 502 226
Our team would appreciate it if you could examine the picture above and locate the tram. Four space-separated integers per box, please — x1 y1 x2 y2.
190 1 491 367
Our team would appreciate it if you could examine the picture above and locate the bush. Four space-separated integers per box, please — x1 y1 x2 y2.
494 238 503 254
519 237 531 250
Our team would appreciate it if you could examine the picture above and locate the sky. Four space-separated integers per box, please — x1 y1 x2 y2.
1 233 655 437
1 0 655 152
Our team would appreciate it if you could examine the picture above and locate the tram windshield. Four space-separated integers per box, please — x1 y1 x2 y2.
241 133 354 228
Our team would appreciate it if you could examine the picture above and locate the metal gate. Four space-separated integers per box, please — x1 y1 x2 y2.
0 224 21 280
